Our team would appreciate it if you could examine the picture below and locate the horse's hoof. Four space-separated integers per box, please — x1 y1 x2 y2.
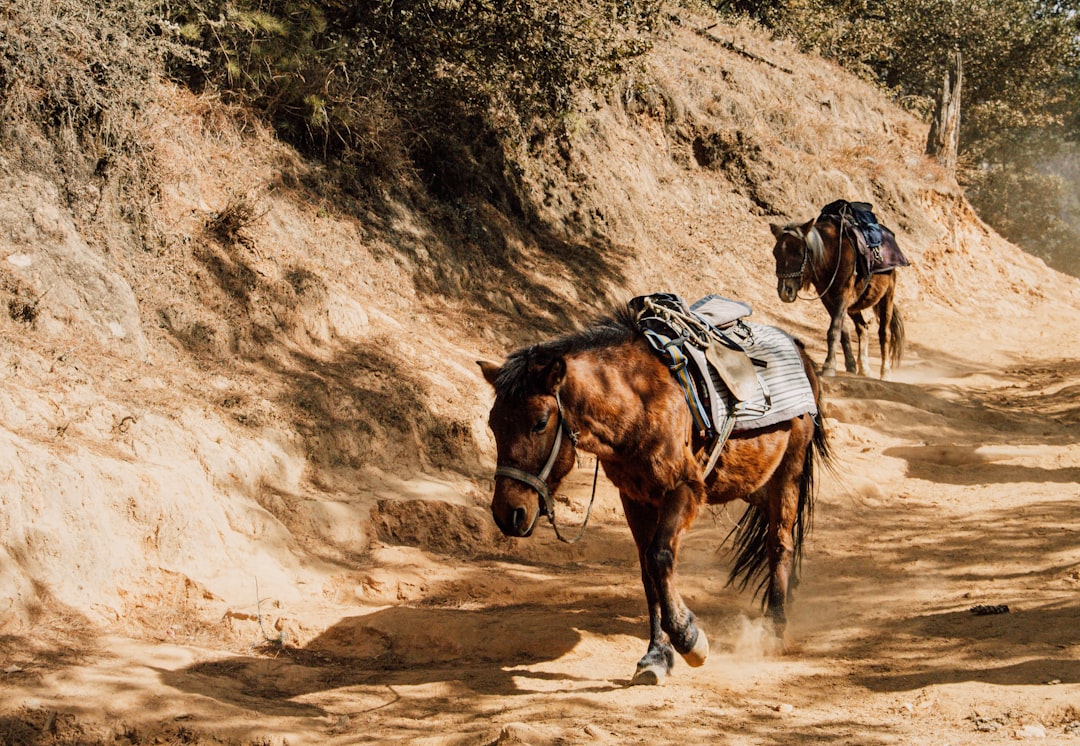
631 662 667 686
681 628 709 667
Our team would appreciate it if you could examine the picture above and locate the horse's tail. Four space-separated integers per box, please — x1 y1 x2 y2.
888 304 905 369
725 343 832 605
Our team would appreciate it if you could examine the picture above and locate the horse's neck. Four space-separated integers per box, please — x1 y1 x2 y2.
810 222 845 276
563 342 673 456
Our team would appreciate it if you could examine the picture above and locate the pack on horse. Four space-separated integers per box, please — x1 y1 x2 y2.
769 200 908 379
478 294 832 685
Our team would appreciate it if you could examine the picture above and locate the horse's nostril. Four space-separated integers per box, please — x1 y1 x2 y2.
511 507 526 531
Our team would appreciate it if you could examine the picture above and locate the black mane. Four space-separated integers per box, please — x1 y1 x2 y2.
493 305 639 401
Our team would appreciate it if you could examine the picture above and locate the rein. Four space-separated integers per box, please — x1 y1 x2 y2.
494 392 601 544
551 458 600 544
778 222 845 302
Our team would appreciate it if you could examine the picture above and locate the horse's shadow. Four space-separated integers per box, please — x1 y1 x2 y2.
883 444 1080 485
160 600 635 717
852 601 1080 693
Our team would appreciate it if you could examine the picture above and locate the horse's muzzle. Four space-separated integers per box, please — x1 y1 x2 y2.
492 503 536 537
777 280 799 303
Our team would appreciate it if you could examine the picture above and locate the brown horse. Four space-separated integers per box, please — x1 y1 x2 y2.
769 217 905 379
478 306 831 685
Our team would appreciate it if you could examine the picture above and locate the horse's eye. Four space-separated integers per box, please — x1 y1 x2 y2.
531 415 550 433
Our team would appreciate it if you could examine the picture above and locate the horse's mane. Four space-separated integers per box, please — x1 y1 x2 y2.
781 220 828 270
493 305 639 400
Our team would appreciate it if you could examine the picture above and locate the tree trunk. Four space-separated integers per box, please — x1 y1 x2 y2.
926 49 962 172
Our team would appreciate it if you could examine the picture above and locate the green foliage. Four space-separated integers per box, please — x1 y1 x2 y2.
964 135 1080 276
721 0 1080 275
721 0 1080 124
161 0 664 193
967 164 1070 249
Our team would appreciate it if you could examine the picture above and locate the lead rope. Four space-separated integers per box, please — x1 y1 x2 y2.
790 212 847 302
641 296 713 346
549 457 601 544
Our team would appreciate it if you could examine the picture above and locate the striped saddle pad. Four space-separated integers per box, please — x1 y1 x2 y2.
631 293 817 437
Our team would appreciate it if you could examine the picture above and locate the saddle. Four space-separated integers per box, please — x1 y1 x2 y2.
819 199 909 278
629 293 772 476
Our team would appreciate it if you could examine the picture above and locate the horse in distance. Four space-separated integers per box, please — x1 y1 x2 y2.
770 202 906 379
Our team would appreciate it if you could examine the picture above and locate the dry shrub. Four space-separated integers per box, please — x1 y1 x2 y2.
166 0 665 200
619 73 685 124
692 128 760 170
205 191 261 247
0 0 192 240
1 273 43 325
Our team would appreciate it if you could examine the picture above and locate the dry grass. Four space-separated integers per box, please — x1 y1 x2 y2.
0 0 195 258
205 192 266 248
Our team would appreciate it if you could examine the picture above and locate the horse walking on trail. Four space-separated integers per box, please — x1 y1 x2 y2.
478 301 831 685
769 204 906 379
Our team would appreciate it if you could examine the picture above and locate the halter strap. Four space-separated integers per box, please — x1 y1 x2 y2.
493 392 599 543
494 416 564 519
494 391 570 518
776 223 845 301
776 227 810 281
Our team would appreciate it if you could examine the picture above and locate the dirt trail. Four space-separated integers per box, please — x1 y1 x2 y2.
2 310 1078 746
2 12 1079 746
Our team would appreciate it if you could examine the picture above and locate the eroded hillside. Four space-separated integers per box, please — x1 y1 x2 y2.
1 10 1079 745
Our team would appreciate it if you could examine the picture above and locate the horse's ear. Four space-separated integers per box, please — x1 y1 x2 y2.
541 357 567 394
800 217 817 234
477 360 502 387
769 222 785 239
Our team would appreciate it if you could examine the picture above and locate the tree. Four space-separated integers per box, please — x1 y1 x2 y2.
925 49 962 173
727 0 1080 275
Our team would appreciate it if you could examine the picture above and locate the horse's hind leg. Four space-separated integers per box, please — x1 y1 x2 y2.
621 495 676 685
876 288 897 380
764 421 815 639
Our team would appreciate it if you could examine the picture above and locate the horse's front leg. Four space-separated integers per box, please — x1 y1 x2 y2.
620 495 676 685
644 482 709 669
821 305 846 376
840 324 857 373
850 310 870 376
876 298 894 380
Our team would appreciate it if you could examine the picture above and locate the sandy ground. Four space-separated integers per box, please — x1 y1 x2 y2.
1 13 1079 746
1 301 1078 746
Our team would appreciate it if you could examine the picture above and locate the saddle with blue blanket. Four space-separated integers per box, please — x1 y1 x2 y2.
819 199 909 278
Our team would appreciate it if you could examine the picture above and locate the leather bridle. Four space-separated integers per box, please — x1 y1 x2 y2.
494 391 599 543
494 392 574 522
775 225 843 301
776 226 810 282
